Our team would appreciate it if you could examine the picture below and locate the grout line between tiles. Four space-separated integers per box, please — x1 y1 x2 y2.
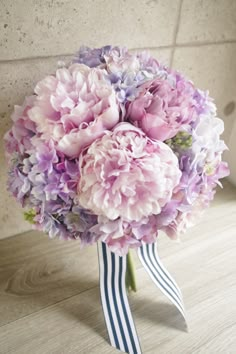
1 39 236 65
176 38 236 48
131 45 173 51
226 120 236 149
170 0 184 68
0 53 74 65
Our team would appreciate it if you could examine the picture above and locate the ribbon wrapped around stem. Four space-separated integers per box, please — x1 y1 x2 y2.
97 241 187 354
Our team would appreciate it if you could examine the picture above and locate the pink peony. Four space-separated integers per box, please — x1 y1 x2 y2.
78 123 181 222
126 76 197 141
28 64 120 158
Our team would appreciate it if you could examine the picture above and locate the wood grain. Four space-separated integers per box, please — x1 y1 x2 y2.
0 180 235 354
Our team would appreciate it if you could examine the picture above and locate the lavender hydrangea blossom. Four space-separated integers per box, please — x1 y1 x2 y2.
74 46 166 105
7 141 97 241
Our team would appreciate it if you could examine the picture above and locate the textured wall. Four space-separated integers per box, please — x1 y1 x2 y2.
1 0 236 239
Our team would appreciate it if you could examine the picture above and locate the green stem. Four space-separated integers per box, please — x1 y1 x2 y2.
125 250 137 293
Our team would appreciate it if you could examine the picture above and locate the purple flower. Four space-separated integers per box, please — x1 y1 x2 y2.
73 46 165 106
34 141 58 174
7 164 31 205
64 206 98 244
73 45 112 67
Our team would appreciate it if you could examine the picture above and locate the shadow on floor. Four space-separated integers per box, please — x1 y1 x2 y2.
130 296 188 332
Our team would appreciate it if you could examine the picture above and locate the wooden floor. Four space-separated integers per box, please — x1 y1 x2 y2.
0 181 236 354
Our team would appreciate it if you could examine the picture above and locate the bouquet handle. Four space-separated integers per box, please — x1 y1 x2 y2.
97 241 187 354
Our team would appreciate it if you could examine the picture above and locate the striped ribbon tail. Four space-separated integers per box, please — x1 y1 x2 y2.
97 242 142 354
137 242 187 323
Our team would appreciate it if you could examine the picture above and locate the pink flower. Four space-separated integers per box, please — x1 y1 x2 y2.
90 215 158 256
163 210 196 239
126 76 197 141
78 123 181 222
4 96 37 156
163 185 216 239
104 47 140 74
28 64 120 158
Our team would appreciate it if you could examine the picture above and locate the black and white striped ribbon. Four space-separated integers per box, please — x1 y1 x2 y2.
98 241 186 354
97 242 142 354
137 242 187 321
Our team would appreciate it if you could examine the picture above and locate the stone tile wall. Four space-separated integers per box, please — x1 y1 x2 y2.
1 0 235 238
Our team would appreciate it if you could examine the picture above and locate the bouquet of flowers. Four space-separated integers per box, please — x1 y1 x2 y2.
4 46 229 354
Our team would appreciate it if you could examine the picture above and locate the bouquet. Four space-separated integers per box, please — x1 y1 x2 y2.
4 46 229 354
